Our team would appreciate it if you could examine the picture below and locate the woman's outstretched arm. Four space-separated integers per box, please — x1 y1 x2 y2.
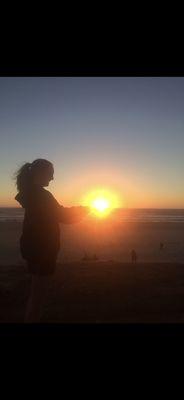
58 205 90 224
46 191 90 223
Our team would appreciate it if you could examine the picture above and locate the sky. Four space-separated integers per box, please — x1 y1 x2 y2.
0 77 184 208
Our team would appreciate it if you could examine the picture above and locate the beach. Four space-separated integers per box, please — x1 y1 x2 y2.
1 218 184 265
1 261 184 323
1 218 184 323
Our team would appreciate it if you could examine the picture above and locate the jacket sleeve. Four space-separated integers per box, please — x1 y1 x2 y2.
58 205 89 224
48 192 89 224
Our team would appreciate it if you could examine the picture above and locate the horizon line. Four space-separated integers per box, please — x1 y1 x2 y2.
1 206 184 210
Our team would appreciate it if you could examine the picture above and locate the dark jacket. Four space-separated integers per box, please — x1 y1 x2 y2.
15 184 87 263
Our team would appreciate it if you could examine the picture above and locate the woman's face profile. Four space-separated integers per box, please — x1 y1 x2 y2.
33 165 54 187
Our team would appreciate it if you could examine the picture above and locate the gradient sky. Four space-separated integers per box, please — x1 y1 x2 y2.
0 77 184 208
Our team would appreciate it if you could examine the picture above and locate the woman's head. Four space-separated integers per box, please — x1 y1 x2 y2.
14 159 54 192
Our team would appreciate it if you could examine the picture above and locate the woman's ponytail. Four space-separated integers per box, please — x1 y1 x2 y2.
14 162 32 192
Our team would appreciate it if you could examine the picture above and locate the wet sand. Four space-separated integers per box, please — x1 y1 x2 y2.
1 220 184 265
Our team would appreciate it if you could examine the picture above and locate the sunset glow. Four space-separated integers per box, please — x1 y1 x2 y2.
82 188 120 217
1 78 184 209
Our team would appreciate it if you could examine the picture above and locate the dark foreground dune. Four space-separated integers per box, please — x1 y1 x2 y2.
1 261 184 323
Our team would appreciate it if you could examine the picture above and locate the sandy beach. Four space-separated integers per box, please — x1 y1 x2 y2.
1 219 184 323
1 219 184 265
1 261 184 323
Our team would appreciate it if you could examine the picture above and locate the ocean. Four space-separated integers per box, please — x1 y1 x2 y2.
1 207 184 223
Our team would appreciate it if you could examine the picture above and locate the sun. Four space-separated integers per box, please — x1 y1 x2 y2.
82 188 120 218
92 198 110 213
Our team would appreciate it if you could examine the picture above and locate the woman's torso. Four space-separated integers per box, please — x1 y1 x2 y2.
20 186 60 262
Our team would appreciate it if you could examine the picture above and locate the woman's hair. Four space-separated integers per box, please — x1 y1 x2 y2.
14 159 53 192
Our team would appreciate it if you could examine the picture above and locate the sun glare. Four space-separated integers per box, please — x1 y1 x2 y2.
92 198 109 212
82 188 120 218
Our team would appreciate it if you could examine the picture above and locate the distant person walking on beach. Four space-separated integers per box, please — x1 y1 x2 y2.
131 249 137 263
160 242 164 251
14 159 90 323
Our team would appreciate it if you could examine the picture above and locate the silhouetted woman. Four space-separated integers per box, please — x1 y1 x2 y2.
131 249 137 263
14 159 89 323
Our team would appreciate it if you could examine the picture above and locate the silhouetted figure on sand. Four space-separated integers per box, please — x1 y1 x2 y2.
82 252 90 261
14 159 90 323
82 252 99 261
131 249 137 263
160 242 164 251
